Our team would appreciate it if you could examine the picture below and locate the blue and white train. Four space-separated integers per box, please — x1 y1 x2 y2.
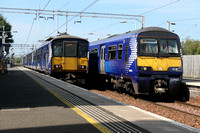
88 27 189 100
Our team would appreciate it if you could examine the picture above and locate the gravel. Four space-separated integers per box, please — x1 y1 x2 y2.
91 89 200 129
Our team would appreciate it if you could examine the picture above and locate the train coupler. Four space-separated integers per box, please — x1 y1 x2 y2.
154 79 168 94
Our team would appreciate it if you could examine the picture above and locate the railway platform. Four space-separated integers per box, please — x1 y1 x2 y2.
0 66 199 133
182 78 200 87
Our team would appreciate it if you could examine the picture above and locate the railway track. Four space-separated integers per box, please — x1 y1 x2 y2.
175 100 200 110
90 89 200 129
143 99 200 118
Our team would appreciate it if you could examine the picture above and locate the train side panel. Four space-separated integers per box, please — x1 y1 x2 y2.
36 48 42 71
41 44 48 72
47 42 52 74
32 51 37 70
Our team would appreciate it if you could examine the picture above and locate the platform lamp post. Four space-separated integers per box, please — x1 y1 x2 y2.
88 33 111 40
167 21 176 31
120 20 137 30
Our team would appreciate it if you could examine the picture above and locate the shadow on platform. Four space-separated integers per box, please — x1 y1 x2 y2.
0 67 67 109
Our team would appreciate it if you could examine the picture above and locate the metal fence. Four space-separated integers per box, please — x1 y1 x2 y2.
183 55 200 78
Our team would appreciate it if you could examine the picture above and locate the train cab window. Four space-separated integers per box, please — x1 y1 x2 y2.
160 39 178 54
53 40 63 57
108 45 116 60
78 41 88 57
138 38 179 57
64 41 77 57
118 44 123 60
139 39 158 54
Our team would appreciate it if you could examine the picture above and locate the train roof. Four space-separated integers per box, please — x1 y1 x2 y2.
90 27 178 46
51 34 88 42
25 34 88 56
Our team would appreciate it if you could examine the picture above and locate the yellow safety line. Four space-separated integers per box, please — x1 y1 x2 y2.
33 78 111 133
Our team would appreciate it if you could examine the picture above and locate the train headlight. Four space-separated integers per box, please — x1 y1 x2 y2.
78 65 86 69
54 65 62 69
138 66 153 71
167 67 182 72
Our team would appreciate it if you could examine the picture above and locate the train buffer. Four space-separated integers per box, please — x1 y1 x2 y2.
0 66 199 133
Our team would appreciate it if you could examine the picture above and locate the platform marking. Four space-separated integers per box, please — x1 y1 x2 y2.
44 85 111 133
1 108 30 112
25 72 111 133
21 67 145 133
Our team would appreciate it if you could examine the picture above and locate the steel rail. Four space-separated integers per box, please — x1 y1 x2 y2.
174 100 200 110
138 98 200 118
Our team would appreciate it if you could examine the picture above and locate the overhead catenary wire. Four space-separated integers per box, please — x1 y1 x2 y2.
0 6 144 56
60 0 72 10
25 18 35 44
34 0 52 45
48 0 99 36
157 17 200 27
25 0 51 47
140 0 180 15
180 24 197 37
82 0 180 38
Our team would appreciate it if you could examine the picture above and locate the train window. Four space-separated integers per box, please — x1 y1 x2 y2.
138 38 180 57
53 40 63 57
139 39 158 54
78 41 88 57
160 39 178 54
118 44 123 60
92 49 98 54
42 48 46 59
64 41 77 57
108 45 116 60
28 55 32 62
125 44 129 63
33 52 36 61
37 50 41 60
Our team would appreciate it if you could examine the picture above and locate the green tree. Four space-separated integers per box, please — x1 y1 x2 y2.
181 37 200 55
0 14 14 44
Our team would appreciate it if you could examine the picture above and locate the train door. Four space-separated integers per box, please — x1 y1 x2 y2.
46 48 49 70
100 45 105 74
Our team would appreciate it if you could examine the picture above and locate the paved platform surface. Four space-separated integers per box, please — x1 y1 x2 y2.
182 78 200 87
0 66 200 133
0 67 101 133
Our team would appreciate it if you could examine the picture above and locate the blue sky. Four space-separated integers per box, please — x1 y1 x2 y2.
0 0 200 56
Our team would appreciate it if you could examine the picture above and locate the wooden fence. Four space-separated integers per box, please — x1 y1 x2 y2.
183 55 200 78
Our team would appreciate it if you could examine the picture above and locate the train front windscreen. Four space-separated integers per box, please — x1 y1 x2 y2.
138 38 180 57
53 39 88 57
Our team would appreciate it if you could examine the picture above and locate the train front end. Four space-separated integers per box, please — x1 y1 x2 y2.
51 35 88 80
136 29 183 96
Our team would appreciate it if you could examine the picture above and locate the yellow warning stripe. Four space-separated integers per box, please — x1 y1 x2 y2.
36 80 111 133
